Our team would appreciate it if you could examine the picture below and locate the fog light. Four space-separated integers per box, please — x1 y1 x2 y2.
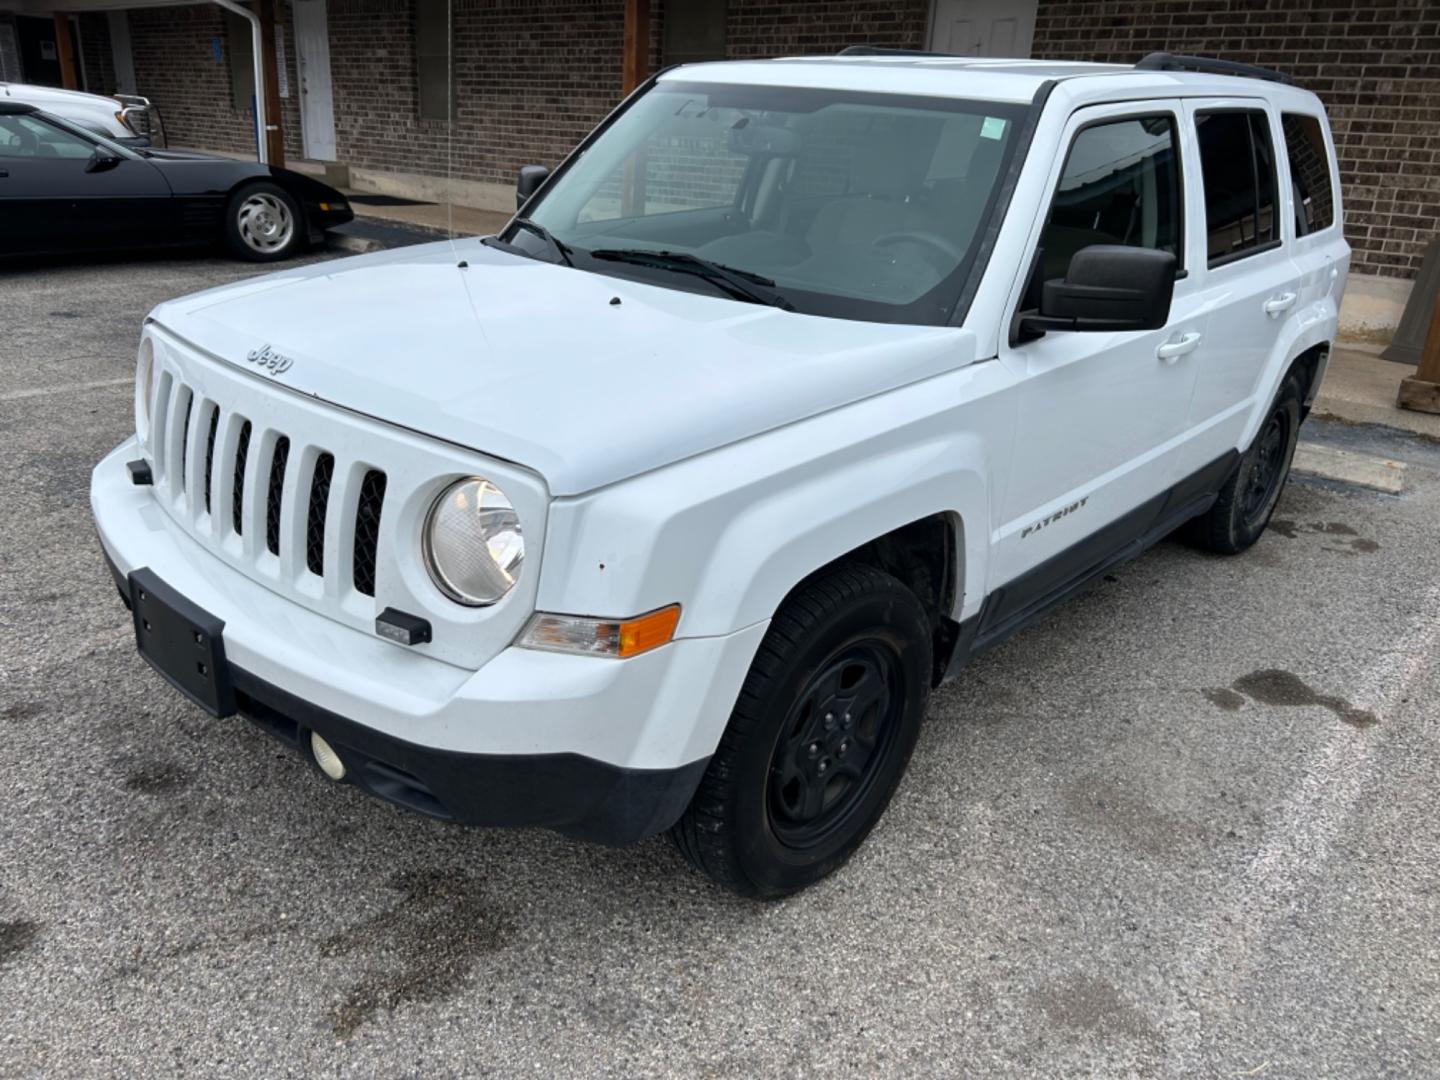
310 731 346 781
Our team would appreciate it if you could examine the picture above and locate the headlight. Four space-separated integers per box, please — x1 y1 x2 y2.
423 477 524 605
135 338 154 444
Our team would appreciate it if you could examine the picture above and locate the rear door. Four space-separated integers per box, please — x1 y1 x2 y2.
1173 100 1299 473
0 112 172 255
991 101 1203 609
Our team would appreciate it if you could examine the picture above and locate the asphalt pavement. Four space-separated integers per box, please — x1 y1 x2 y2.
2 246 1438 1078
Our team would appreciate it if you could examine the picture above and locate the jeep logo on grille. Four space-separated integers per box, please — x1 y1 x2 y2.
245 344 294 376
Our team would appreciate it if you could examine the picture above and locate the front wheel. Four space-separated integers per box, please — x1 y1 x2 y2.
670 563 932 898
1186 372 1303 554
224 182 303 262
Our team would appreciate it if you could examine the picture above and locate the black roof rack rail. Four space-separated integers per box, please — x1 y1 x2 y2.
1135 52 1294 85
837 45 965 58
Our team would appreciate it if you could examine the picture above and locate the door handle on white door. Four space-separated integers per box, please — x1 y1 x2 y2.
1263 292 1297 316
1156 332 1202 363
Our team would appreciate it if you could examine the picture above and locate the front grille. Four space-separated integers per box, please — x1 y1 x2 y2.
352 470 386 597
139 344 529 662
232 421 251 535
179 396 193 491
153 384 388 601
202 405 219 514
306 453 335 577
265 436 289 557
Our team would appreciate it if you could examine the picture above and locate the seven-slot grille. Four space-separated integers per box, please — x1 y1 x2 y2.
149 371 387 601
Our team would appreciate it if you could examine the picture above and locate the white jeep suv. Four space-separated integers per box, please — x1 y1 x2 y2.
91 51 1347 896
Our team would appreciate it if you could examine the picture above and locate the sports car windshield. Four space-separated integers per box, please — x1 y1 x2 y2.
516 81 1027 324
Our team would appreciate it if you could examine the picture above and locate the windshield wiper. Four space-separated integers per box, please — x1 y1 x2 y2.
504 218 574 266
588 249 795 311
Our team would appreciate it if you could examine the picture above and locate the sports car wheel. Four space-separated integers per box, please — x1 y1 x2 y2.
224 182 302 262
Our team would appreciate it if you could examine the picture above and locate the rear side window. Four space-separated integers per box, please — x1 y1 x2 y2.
1281 113 1335 236
1038 115 1182 283
1195 110 1280 265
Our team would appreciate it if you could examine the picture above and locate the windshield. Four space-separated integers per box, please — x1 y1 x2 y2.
518 80 1027 325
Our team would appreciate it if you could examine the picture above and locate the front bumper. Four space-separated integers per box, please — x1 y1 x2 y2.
92 439 766 843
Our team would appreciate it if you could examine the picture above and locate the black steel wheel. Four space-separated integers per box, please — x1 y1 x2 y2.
767 641 904 852
1185 370 1304 554
1241 408 1290 528
670 563 931 898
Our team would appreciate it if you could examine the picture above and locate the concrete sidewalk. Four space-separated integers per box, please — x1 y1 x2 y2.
340 193 511 238
1314 346 1440 440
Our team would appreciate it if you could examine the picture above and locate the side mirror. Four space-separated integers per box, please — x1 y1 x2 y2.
1020 245 1176 335
516 164 550 208
85 145 123 174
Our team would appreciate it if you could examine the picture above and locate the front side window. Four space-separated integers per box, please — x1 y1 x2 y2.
1037 114 1182 282
518 81 1027 325
1195 109 1280 265
1281 113 1335 236
0 114 96 159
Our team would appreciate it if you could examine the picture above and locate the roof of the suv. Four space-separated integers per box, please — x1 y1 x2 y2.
662 55 1317 108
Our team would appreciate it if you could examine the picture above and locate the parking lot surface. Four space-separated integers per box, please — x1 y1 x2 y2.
3 249 1439 1078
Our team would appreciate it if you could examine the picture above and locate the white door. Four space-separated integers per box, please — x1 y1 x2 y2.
929 0 1037 57
107 12 136 94
293 0 336 161
991 102 1204 602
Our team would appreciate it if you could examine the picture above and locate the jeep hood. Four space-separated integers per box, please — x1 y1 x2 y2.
151 238 977 496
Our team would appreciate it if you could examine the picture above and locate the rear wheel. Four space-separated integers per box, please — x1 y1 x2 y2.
670 563 931 898
224 182 303 262
1186 372 1303 554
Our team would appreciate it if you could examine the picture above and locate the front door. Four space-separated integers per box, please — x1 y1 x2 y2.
0 111 172 254
293 0 337 161
929 0 1037 57
989 102 1203 617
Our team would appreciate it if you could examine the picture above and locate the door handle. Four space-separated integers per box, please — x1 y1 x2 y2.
1156 332 1202 363
1263 292 1297 316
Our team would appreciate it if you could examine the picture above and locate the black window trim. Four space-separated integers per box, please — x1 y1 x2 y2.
1195 105 1283 270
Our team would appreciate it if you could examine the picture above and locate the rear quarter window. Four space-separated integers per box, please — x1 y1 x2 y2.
1281 113 1336 236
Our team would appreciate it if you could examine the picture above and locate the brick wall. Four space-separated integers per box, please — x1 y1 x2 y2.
0 15 22 83
1032 0 1439 280
127 6 305 161
77 13 118 95
725 0 928 57
324 0 644 187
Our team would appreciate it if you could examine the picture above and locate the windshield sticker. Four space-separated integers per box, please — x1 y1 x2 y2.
980 116 1007 141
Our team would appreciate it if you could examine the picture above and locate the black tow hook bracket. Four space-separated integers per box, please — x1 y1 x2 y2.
376 608 432 647
127 459 153 486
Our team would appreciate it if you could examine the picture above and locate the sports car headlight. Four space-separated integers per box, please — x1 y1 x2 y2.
423 477 524 606
135 338 154 445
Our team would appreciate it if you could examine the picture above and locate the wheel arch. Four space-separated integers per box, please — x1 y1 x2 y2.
1287 341 1331 419
779 511 967 686
537 427 999 663
1240 311 1336 448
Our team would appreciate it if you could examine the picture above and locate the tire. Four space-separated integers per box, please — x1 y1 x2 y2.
223 181 304 262
670 563 932 898
1186 372 1304 554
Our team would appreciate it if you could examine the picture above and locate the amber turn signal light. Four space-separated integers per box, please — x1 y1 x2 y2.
518 605 682 659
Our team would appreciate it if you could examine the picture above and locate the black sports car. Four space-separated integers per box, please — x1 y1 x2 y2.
0 101 353 262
